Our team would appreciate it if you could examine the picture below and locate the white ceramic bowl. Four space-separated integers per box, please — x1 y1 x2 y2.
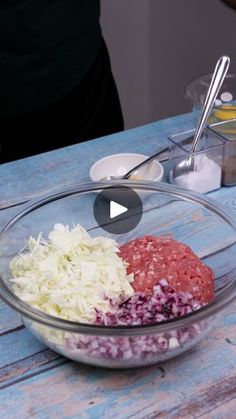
89 153 164 182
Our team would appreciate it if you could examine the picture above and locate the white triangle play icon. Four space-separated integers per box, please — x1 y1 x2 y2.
110 200 128 219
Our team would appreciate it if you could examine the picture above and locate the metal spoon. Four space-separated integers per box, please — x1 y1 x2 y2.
101 149 166 180
101 135 198 180
170 55 230 180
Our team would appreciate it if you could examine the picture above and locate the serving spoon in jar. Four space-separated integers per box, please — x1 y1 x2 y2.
170 55 230 180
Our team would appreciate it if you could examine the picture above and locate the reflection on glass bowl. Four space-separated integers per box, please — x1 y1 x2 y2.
0 182 236 368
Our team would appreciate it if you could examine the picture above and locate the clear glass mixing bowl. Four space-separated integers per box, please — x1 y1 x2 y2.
0 181 236 368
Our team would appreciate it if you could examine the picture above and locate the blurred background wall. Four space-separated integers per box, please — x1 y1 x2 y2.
101 0 236 128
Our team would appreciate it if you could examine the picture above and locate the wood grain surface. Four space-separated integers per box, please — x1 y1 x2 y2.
1 113 236 418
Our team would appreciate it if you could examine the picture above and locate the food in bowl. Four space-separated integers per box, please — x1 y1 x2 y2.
1 182 236 368
10 223 134 323
89 153 164 183
119 236 214 303
213 104 236 122
184 72 236 129
67 281 205 362
9 222 214 365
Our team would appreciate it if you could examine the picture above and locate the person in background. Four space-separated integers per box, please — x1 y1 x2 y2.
221 0 236 9
0 1 124 163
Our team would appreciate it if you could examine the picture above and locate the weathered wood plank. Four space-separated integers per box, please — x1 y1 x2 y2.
0 306 235 418
200 398 236 419
0 348 68 390
0 300 22 334
0 203 28 233
1 113 236 418
0 327 45 368
0 113 196 209
151 375 236 418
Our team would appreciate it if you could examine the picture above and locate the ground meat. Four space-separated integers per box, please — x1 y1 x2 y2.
119 235 214 304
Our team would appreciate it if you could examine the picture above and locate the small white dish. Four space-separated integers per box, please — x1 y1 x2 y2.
89 153 164 183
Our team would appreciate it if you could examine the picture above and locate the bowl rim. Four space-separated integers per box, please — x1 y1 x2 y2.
1 180 236 336
184 72 236 105
89 153 164 182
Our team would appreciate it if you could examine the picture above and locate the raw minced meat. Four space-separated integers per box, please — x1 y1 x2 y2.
119 235 214 304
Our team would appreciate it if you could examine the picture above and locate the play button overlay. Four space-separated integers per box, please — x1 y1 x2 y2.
93 185 143 234
110 201 128 219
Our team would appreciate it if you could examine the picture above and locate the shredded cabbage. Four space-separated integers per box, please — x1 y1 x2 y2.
10 223 134 323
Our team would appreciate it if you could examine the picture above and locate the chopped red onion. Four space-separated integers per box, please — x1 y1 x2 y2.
66 280 206 362
95 280 202 327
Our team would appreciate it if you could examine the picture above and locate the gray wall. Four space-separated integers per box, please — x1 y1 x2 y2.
101 0 236 129
101 0 150 128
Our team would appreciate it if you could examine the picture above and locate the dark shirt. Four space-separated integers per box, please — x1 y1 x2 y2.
0 0 102 116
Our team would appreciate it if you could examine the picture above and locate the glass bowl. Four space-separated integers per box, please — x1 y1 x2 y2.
184 72 236 124
0 181 236 369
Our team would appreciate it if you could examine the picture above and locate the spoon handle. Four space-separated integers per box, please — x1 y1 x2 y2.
123 135 198 179
191 55 230 152
123 149 167 179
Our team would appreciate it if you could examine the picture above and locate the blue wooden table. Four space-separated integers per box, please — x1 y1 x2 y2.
1 113 236 418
